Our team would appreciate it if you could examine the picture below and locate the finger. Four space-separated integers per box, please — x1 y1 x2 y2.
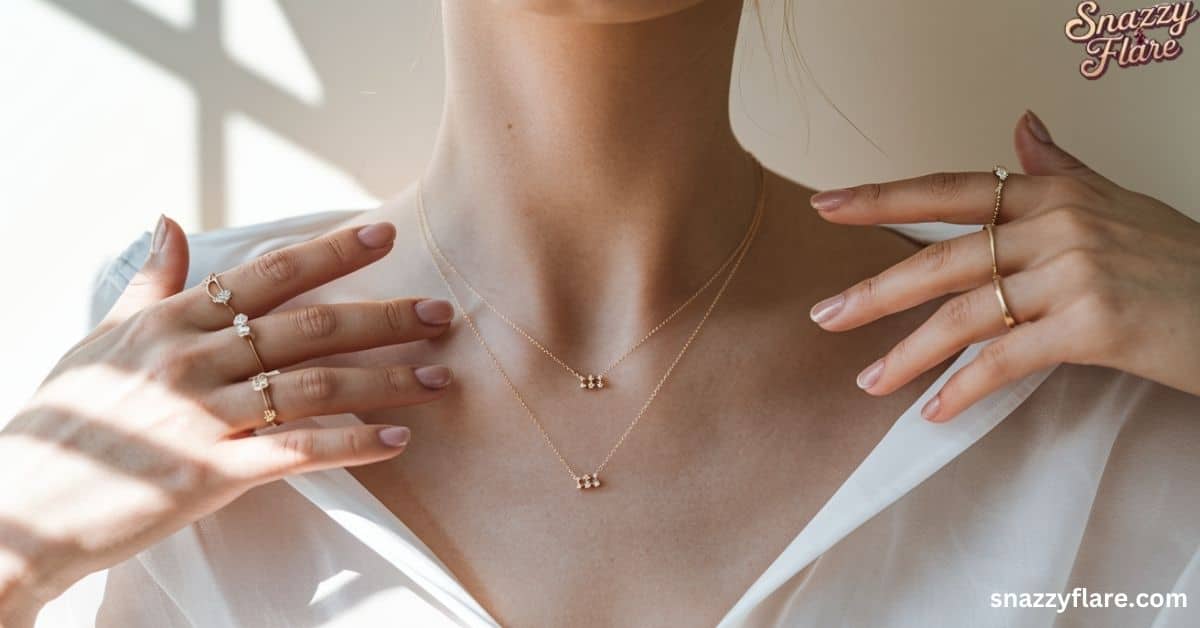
179 222 397 330
212 424 413 485
921 319 1071 422
95 215 190 337
808 169 1055 226
810 213 1091 332
1016 110 1117 193
200 298 454 380
854 270 1055 397
207 364 452 432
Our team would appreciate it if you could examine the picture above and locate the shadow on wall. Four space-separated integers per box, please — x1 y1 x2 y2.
44 0 444 230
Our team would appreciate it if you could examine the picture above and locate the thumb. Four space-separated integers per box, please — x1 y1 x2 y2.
1014 110 1114 190
100 214 191 331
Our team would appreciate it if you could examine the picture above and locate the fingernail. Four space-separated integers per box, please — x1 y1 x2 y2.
414 365 452 389
379 426 411 448
810 189 854 211
356 222 396 248
810 294 845 324
856 358 885 391
414 298 454 325
150 214 167 255
1025 110 1053 144
921 394 942 421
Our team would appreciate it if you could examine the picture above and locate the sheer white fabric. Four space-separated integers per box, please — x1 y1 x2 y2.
32 211 1200 627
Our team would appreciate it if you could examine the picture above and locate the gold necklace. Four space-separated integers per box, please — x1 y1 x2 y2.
416 154 767 490
417 150 761 392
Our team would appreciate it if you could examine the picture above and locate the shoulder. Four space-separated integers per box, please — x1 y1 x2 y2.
89 209 366 327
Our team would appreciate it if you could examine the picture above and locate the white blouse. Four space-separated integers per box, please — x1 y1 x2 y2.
33 211 1200 627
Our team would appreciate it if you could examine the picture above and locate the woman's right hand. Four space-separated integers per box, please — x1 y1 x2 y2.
0 217 455 626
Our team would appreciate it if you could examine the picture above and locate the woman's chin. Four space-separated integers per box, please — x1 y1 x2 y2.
485 0 709 24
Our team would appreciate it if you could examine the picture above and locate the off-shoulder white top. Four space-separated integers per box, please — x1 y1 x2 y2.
34 211 1200 627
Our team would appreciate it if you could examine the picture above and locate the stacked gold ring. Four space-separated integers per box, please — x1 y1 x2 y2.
982 165 1017 329
202 272 281 426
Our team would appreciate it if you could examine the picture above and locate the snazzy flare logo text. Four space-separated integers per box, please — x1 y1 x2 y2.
1064 1 1198 78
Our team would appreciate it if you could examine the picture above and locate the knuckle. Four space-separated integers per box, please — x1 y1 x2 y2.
1045 206 1097 245
254 249 298 283
382 366 411 394
341 430 368 459
383 300 412 334
325 236 351 265
159 459 210 495
888 335 915 368
148 346 203 386
1045 176 1097 206
937 294 974 328
977 340 1012 378
854 275 883 307
925 171 963 201
857 182 882 203
300 367 338 402
1073 289 1121 329
916 239 954 274
136 304 179 336
277 431 317 467
1053 247 1106 289
291 304 338 339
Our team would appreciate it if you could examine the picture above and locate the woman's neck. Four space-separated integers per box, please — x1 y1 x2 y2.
413 0 761 345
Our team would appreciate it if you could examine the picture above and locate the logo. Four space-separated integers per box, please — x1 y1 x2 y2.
1064 1 1198 78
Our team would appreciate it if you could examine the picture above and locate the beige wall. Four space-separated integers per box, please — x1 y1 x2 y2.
1 0 1196 418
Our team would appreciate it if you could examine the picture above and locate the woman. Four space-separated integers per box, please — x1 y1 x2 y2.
3 1 1199 626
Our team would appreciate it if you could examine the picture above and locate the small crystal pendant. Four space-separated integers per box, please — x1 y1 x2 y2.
213 289 232 304
578 374 605 390
576 473 601 490
233 313 252 337
994 165 1009 181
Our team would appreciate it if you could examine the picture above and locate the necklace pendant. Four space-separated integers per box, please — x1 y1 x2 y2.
579 374 605 390
576 473 601 490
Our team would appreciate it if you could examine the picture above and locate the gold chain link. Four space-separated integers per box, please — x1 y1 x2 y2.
415 153 767 487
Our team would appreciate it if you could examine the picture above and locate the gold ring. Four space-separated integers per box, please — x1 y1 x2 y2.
250 369 282 426
983 223 999 277
202 272 234 307
988 165 1009 226
991 274 1017 329
204 272 274 415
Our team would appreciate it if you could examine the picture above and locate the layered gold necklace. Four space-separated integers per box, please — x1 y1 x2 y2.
416 152 766 490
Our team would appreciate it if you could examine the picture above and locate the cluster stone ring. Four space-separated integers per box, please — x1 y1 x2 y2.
250 370 282 426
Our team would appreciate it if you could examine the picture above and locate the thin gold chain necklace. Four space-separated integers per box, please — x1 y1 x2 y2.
417 150 761 392
416 154 767 490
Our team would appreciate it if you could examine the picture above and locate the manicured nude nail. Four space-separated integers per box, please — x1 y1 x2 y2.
921 394 942 421
856 358 885 390
414 365 452 389
810 189 854 211
356 222 396 248
810 294 845 324
150 214 167 255
379 426 411 448
414 299 454 325
1025 110 1053 144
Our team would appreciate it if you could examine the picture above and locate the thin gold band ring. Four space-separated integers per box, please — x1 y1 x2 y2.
991 274 1017 329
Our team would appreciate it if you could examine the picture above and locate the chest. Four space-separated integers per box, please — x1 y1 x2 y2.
337 308 940 626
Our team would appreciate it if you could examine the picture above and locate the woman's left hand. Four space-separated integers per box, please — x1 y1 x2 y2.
806 109 1200 422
